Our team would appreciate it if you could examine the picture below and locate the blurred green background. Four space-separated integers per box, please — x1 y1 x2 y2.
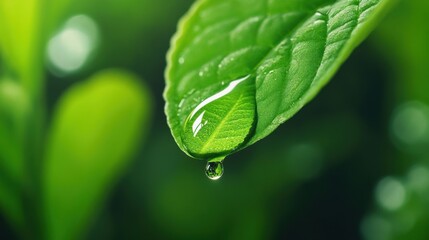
0 0 429 239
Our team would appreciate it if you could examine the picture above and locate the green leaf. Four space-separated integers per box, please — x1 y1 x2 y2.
0 0 74 92
0 79 28 181
0 180 24 231
0 79 28 229
165 0 395 160
0 0 42 92
375 0 429 104
43 70 151 240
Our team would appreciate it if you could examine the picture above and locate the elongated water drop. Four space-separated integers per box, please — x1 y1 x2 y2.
179 75 256 158
205 161 224 180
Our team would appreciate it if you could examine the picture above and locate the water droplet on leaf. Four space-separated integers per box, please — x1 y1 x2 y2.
205 161 224 180
179 75 257 158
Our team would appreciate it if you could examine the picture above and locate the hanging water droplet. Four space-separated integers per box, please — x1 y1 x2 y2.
205 161 224 180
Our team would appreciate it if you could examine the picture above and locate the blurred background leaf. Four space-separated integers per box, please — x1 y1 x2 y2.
43 70 151 240
0 79 27 231
0 1 42 229
0 0 41 90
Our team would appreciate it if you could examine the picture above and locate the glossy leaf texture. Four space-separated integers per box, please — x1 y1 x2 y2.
165 0 394 160
43 70 151 240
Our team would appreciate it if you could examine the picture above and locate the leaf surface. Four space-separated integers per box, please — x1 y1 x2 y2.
165 0 394 160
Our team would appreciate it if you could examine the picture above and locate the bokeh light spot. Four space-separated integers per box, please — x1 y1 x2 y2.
47 15 99 75
0 79 28 116
361 214 392 240
391 101 429 146
407 165 429 194
375 177 407 211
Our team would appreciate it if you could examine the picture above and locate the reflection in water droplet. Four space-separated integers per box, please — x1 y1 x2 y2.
205 161 224 180
178 99 185 108
192 111 207 137
185 76 249 123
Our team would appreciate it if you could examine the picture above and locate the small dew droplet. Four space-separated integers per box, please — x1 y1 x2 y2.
178 57 185 65
205 161 224 180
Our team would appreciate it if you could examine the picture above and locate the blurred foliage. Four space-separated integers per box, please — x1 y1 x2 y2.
44 70 151 240
360 0 429 240
0 0 153 239
0 0 428 240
